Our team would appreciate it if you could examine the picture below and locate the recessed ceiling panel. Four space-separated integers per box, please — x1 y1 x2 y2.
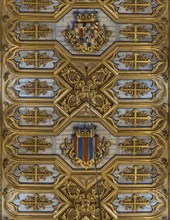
1 0 169 219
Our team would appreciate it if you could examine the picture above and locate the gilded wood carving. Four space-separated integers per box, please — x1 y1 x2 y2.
1 0 169 219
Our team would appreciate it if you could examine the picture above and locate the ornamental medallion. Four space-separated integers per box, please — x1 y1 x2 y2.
62 12 112 54
61 128 111 169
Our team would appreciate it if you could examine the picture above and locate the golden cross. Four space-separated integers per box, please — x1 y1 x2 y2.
21 194 52 212
120 109 151 127
121 25 151 42
121 165 151 184
21 165 52 183
21 23 52 40
120 81 150 98
121 0 151 13
20 137 52 155
21 51 52 69
120 194 150 212
122 52 151 70
21 79 52 97
119 137 150 156
22 0 52 12
20 108 52 126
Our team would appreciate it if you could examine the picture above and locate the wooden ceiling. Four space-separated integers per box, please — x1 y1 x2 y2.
0 0 169 219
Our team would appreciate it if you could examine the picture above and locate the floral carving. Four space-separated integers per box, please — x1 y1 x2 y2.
20 194 52 212
20 108 52 126
58 66 114 114
20 23 53 40
59 180 113 219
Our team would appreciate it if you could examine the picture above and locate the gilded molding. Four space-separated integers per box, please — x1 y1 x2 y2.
2 0 169 219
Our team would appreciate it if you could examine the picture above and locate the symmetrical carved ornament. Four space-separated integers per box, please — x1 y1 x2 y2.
62 12 112 54
2 0 168 219
120 165 151 184
20 108 53 126
6 18 165 48
20 194 52 212
21 51 53 69
120 25 152 42
110 191 166 216
19 0 53 12
119 80 151 99
117 135 166 157
120 109 151 127
4 77 59 102
5 0 66 14
111 107 167 132
20 136 52 155
4 48 63 74
120 52 151 70
4 160 69 188
61 128 111 169
119 194 152 212
4 133 166 160
4 190 64 217
120 0 152 13
90 78 165 103
109 0 166 16
105 161 166 188
56 65 115 115
21 165 52 183
5 0 167 17
109 50 168 75
59 179 114 219
4 105 61 131
20 23 53 40
21 79 53 97
119 137 150 155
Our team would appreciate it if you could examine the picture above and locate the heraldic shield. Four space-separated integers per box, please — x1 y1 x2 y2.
61 128 111 169
74 18 99 49
62 12 112 54
73 129 98 163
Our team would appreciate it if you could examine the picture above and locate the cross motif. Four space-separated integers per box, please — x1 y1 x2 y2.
21 165 52 183
21 79 53 97
120 109 151 127
119 81 151 98
22 0 53 12
21 23 53 40
121 25 151 42
20 137 52 155
21 51 53 69
20 108 53 126
120 165 151 183
20 194 52 212
119 137 150 155
120 0 151 13
120 194 150 212
120 52 151 70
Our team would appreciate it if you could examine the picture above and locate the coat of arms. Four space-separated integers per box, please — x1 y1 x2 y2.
60 128 111 169
62 12 112 54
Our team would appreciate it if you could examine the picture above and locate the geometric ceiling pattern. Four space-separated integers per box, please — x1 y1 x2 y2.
1 0 169 219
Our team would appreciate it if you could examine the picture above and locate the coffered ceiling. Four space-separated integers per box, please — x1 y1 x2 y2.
0 0 169 219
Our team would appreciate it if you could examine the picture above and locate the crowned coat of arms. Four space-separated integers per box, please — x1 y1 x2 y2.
62 12 112 54
60 128 111 169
